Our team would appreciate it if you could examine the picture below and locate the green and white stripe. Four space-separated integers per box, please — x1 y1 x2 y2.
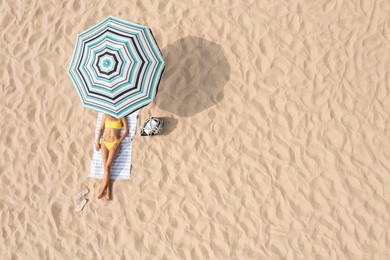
68 16 165 118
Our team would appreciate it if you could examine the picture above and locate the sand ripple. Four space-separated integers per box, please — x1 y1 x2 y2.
1 0 390 259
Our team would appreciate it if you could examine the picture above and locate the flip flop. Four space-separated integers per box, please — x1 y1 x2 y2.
75 198 88 212
75 188 89 200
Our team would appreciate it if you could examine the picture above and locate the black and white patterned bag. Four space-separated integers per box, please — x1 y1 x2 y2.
140 117 164 136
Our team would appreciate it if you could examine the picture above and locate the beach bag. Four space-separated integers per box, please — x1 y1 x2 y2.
140 117 164 136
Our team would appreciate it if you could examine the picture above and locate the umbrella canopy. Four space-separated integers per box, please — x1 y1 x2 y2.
68 16 165 118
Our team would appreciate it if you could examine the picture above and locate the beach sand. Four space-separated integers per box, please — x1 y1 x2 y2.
1 0 390 259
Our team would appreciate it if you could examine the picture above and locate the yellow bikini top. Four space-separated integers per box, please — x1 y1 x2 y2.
105 118 122 129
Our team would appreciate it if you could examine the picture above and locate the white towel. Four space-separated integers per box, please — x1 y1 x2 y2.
89 112 138 180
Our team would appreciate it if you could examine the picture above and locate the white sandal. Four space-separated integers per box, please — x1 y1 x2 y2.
75 188 89 200
75 198 88 212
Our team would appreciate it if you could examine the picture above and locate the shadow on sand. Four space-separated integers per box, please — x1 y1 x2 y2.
156 36 230 117
159 117 178 135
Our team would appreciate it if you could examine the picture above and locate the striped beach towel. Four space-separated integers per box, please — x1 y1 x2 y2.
89 112 138 180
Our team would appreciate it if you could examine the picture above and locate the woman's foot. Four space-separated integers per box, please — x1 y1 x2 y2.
97 185 106 199
105 185 111 201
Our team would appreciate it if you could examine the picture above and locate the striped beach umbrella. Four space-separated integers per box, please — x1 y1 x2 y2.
68 16 165 118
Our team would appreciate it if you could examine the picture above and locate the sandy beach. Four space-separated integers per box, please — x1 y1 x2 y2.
1 0 390 259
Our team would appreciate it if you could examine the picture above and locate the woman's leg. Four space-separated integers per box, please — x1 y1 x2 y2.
101 143 121 200
105 145 121 200
101 141 109 165
98 142 109 199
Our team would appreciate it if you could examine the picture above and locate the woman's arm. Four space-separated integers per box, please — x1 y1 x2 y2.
118 117 129 143
96 114 106 143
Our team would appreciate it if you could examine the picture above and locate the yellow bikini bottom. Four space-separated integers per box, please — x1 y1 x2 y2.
103 139 118 150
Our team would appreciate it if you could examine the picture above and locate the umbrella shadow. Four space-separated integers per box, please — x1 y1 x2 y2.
156 36 231 117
